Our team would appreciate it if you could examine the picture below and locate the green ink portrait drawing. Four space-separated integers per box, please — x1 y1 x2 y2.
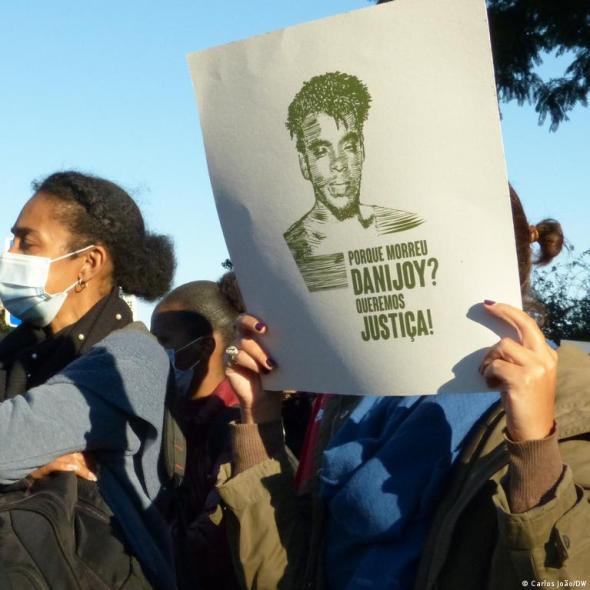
282 71 425 293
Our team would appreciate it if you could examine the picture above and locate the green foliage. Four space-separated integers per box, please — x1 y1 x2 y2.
376 0 590 130
532 250 590 342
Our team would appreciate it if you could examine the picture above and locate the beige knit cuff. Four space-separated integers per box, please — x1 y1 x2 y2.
505 424 564 513
230 421 285 474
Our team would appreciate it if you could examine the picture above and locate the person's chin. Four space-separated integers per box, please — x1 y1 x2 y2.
328 197 353 210
325 196 358 220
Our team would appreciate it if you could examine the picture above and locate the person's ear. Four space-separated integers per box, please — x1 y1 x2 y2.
201 336 216 358
175 335 216 371
78 245 109 284
298 151 311 181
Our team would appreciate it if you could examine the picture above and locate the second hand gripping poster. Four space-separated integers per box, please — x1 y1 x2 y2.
188 0 522 396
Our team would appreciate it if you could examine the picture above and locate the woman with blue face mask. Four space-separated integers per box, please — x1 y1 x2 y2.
0 171 177 589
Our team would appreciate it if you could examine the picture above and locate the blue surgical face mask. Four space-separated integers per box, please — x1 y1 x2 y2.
172 364 196 397
166 335 209 397
0 245 95 327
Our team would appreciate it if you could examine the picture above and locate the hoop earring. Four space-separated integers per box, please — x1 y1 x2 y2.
74 279 87 293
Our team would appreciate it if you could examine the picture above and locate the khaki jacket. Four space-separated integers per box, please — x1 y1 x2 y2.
218 345 590 589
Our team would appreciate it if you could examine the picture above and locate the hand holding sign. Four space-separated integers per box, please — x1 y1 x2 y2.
480 302 557 441
225 314 282 425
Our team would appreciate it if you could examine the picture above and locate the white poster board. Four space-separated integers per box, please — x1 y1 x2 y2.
188 0 522 396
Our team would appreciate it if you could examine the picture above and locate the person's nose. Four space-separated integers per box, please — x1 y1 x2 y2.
330 153 347 173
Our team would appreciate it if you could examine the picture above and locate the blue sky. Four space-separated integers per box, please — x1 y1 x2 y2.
1 0 588 321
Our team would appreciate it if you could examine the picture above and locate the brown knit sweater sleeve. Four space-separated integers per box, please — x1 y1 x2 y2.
230 421 285 474
505 425 564 513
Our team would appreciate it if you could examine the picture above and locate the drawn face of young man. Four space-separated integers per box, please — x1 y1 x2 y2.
298 111 365 220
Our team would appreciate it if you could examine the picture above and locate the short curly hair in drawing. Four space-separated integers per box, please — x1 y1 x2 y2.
286 72 372 153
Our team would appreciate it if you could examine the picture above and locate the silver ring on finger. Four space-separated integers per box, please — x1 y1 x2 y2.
224 345 240 367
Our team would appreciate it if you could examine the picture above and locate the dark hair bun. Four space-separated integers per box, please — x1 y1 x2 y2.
119 233 176 301
535 219 564 265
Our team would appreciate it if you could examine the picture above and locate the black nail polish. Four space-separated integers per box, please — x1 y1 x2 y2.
484 299 496 306
266 358 277 368
255 322 267 332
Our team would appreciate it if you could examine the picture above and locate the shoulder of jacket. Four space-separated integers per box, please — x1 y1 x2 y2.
120 321 151 336
93 321 166 365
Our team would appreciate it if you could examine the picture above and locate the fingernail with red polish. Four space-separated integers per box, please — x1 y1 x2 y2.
255 322 267 333
484 300 496 306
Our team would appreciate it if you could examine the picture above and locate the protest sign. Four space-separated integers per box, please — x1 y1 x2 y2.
188 0 522 396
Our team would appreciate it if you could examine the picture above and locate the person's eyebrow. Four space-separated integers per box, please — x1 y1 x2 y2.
308 139 331 150
341 131 360 144
10 225 41 238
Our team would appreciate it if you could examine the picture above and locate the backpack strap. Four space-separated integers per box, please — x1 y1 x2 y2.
161 370 187 488
119 322 187 488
